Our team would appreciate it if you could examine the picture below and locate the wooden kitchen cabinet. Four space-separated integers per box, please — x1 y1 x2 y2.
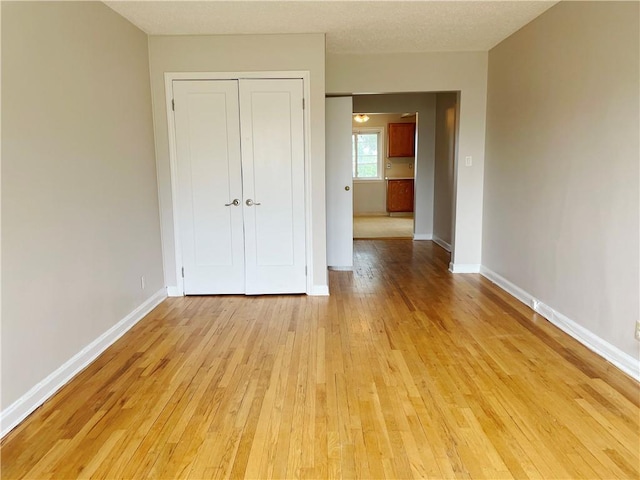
386 179 414 213
388 123 416 157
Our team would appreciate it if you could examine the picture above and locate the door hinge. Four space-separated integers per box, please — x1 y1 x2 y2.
181 266 184 278
172 99 175 111
302 98 305 110
305 266 307 276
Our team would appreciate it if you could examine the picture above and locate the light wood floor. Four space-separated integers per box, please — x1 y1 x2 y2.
353 215 414 239
2 240 639 479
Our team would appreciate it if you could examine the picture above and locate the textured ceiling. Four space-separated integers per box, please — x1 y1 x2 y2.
105 1 557 54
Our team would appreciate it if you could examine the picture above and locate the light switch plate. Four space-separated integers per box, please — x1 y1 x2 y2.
465 156 473 167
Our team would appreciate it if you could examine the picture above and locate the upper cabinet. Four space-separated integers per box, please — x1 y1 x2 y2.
388 123 416 157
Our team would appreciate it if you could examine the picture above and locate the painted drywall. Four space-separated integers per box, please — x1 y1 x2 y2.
483 1 639 358
147 34 327 293
352 95 436 235
1 2 164 408
433 92 458 247
328 52 488 266
352 113 416 215
352 182 386 215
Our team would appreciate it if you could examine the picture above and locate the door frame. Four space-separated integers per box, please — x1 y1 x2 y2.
164 71 313 295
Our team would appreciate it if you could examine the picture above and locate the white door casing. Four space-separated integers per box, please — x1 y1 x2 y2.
172 78 307 295
173 80 245 294
325 97 354 269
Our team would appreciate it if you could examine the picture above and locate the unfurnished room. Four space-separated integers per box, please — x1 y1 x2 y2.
1 1 639 479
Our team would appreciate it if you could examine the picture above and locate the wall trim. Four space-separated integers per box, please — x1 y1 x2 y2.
413 233 433 241
432 235 452 252
480 266 533 307
166 286 182 297
449 263 481 273
480 266 640 381
309 285 330 296
0 288 167 439
328 266 353 271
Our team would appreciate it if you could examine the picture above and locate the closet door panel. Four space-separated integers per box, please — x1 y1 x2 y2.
251 91 294 266
239 79 306 294
173 80 245 294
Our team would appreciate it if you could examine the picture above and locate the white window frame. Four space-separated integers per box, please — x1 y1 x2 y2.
352 127 384 182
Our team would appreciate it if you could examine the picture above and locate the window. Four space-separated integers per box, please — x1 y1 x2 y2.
352 128 383 180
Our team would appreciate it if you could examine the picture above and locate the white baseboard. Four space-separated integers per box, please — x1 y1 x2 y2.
167 286 182 297
328 266 353 271
432 235 452 252
413 234 433 241
309 285 330 296
480 266 534 308
449 263 481 273
0 288 167 438
480 266 640 381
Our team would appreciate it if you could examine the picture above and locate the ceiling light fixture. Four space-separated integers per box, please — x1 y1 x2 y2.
354 114 369 123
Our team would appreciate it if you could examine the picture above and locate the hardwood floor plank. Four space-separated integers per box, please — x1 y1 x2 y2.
2 240 638 479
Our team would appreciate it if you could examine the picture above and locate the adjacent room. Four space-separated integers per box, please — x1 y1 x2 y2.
2 1 638 479
352 112 417 239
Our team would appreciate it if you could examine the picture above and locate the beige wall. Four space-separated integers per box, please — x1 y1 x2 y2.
433 92 458 247
352 182 386 215
352 94 436 236
147 34 327 292
483 1 639 358
328 52 487 266
351 113 415 215
1 2 163 407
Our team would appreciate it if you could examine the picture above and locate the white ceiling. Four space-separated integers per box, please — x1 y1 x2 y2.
105 0 557 54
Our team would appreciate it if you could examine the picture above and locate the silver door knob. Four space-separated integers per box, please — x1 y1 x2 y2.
224 199 240 206
246 199 261 206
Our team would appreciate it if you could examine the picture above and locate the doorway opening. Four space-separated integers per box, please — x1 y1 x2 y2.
325 91 460 271
351 112 417 239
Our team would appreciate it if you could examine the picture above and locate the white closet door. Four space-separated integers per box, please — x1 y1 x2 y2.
239 79 306 294
173 80 245 294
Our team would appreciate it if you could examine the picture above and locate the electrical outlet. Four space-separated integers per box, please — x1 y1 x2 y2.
635 321 640 341
140 276 145 290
